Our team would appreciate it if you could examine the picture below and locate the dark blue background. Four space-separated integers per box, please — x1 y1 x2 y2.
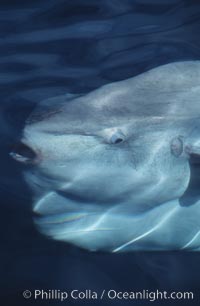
0 0 200 305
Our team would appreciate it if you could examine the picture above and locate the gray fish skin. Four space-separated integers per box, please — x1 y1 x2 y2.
11 61 200 252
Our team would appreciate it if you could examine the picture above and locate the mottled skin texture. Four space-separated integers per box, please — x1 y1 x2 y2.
11 61 200 251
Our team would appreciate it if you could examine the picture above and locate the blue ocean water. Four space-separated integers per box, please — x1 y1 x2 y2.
1 0 200 305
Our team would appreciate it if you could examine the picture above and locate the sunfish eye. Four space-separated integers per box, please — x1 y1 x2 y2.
110 131 125 144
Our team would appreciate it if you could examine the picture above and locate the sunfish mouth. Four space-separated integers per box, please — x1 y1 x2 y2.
10 142 40 164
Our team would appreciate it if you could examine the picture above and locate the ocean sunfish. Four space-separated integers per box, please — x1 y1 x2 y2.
10 61 200 252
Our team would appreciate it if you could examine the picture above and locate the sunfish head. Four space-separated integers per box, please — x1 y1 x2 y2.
10 61 200 251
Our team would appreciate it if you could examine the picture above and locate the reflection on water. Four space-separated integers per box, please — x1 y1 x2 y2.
0 0 200 305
